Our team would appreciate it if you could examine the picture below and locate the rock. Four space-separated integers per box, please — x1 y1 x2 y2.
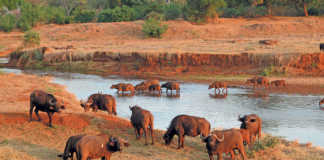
259 40 278 45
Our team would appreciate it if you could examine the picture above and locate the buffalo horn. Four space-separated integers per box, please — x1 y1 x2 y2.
213 133 224 142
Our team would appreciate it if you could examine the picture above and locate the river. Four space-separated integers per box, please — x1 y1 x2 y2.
1 62 324 147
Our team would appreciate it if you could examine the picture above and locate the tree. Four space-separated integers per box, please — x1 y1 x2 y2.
50 0 86 16
292 0 319 16
184 0 227 22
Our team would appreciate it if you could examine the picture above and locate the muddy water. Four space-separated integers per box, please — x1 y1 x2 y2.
2 68 324 147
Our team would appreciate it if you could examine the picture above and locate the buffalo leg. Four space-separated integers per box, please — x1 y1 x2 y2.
29 102 34 122
238 142 247 160
217 153 223 160
134 128 139 139
150 125 154 145
178 135 184 149
208 152 214 160
143 127 148 145
35 109 41 121
47 112 54 127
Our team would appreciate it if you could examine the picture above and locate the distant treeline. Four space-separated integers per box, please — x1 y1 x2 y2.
0 0 323 32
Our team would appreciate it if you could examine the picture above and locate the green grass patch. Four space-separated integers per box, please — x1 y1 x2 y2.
247 135 281 158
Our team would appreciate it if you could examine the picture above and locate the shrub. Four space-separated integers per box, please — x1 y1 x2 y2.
73 9 96 23
0 14 16 32
146 11 165 20
260 66 273 76
163 2 183 20
142 16 168 38
23 30 40 48
97 5 135 22
45 7 66 24
16 16 31 31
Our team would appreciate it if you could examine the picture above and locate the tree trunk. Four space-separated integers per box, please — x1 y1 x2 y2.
304 2 309 16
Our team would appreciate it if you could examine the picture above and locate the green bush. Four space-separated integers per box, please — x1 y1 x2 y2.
73 9 96 23
44 7 66 24
23 30 40 47
142 16 168 38
98 5 135 22
164 2 183 20
0 14 16 32
16 2 41 31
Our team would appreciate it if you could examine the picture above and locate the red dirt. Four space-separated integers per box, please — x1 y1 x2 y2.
0 113 90 129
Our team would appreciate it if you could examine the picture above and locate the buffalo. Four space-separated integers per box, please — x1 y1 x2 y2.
203 129 247 160
319 99 324 106
161 82 180 94
135 80 160 93
29 90 65 127
270 80 286 87
149 84 161 95
238 114 262 143
110 83 135 94
75 134 129 160
163 114 210 149
129 105 154 145
208 81 227 95
80 93 116 115
58 134 86 160
246 77 269 88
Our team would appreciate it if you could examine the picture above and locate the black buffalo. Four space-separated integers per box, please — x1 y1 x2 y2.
29 90 65 127
58 134 86 160
163 114 210 149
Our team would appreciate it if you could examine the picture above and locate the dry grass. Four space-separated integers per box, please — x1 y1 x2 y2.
1 17 324 57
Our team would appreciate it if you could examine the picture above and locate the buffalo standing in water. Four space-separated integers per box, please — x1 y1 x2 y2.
29 90 65 127
129 105 154 145
161 82 180 94
110 83 135 95
163 114 210 149
80 93 116 115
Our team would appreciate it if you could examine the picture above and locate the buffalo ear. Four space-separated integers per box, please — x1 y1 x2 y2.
250 118 256 122
60 105 66 109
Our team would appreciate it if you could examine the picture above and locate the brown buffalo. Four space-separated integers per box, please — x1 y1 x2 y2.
270 80 286 87
238 129 251 146
163 114 210 149
246 77 269 88
135 83 147 93
238 114 262 143
149 84 161 95
208 81 227 95
161 82 180 94
58 134 86 160
204 129 247 160
80 93 116 115
29 90 65 127
75 134 129 160
110 83 135 94
129 105 154 145
319 98 324 106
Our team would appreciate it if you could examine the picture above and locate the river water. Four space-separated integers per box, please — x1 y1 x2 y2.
1 65 324 147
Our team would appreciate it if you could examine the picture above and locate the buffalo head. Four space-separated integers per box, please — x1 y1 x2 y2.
110 84 118 89
319 99 324 106
163 133 172 145
201 133 224 144
80 99 92 112
107 136 129 152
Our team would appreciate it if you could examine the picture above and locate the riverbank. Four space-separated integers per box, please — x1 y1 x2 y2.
0 72 324 160
2 17 324 95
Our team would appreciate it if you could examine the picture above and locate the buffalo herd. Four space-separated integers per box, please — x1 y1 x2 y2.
27 78 297 160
